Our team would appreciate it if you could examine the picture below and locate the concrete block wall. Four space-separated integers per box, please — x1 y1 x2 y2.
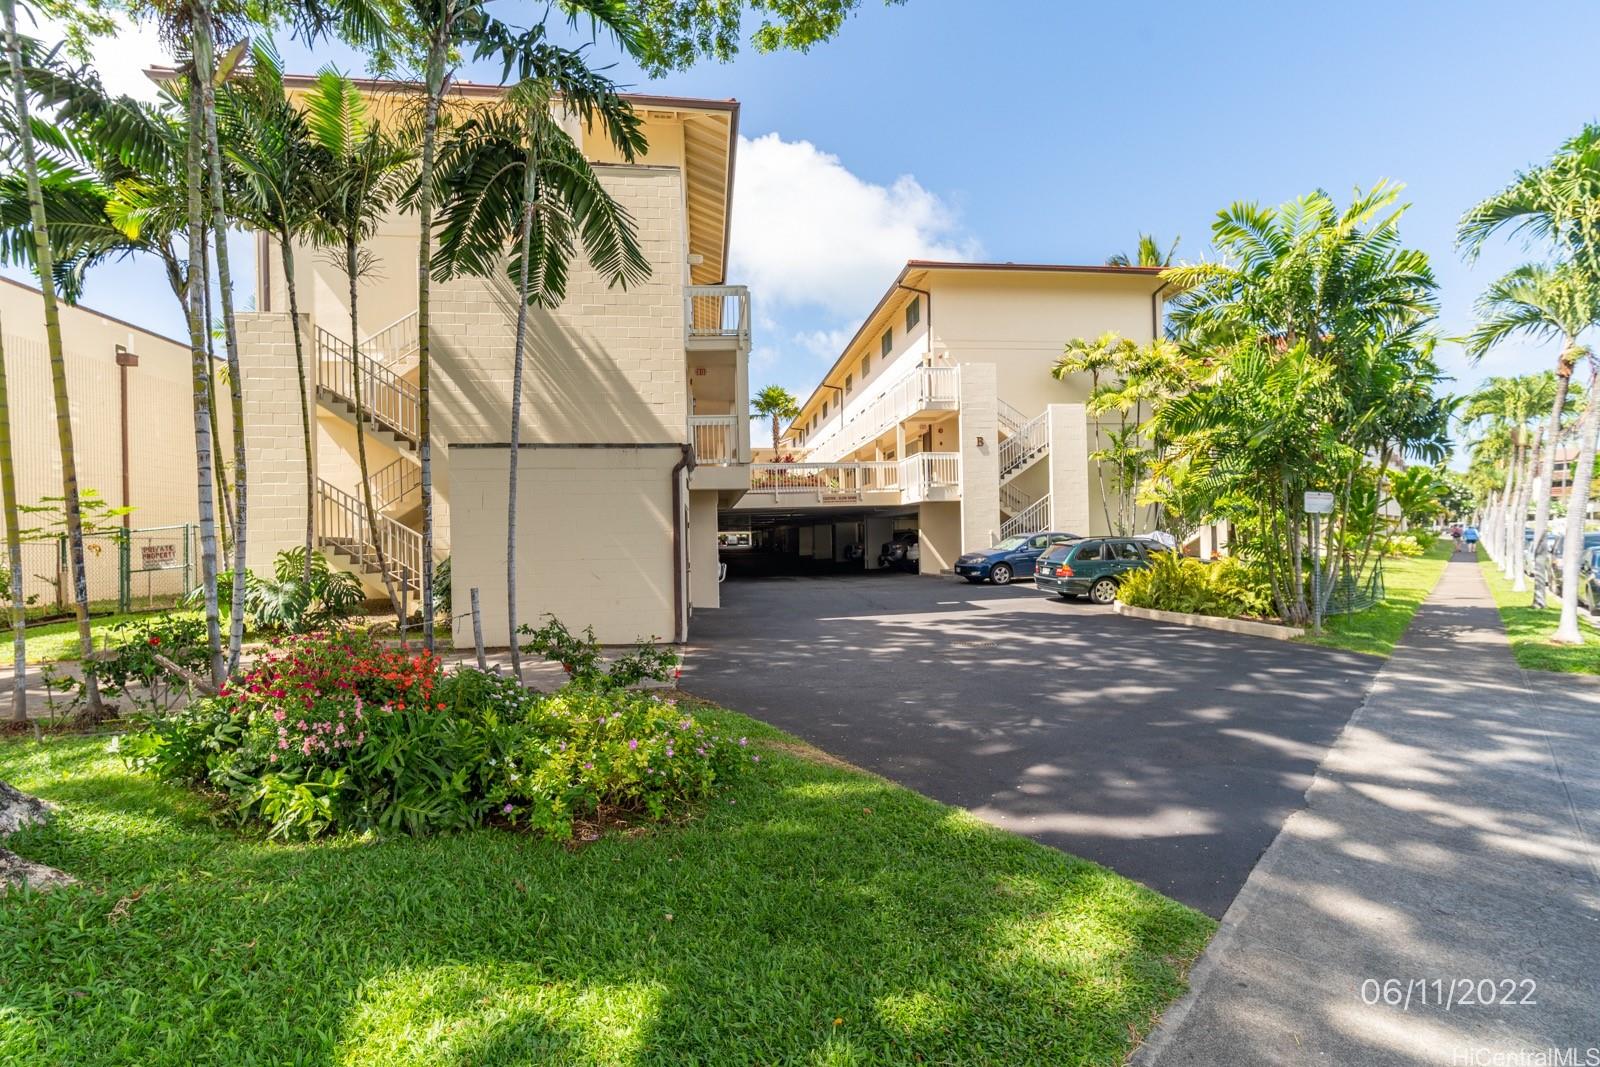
237 311 314 572
957 362 1000 548
449 445 682 647
688 489 719 610
1047 403 1091 536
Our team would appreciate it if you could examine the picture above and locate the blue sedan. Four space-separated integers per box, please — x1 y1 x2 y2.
954 531 1079 585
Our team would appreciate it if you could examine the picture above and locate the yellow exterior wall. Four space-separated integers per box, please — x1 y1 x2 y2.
0 278 216 532
449 445 682 646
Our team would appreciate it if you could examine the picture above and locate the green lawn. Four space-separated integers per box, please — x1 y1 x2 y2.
1477 557 1600 675
1297 538 1453 657
0 704 1212 1067
0 612 157 666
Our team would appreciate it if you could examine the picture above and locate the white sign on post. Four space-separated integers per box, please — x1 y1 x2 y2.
1303 491 1335 515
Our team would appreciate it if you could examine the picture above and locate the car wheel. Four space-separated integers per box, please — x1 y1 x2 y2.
1089 577 1118 604
990 563 1013 585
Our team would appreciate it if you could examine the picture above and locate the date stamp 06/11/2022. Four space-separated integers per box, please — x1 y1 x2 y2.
1359 977 1538 1012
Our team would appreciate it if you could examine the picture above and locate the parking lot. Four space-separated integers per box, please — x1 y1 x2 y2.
682 572 1383 917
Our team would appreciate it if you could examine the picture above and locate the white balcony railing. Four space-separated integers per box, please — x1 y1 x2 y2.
748 452 960 504
805 364 960 462
690 414 741 466
686 285 750 343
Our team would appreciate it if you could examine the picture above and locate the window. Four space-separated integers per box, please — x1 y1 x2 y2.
1028 535 1050 550
1071 540 1103 560
861 353 871 378
822 399 829 417
1113 541 1143 560
906 296 920 330
881 328 892 357
844 373 853 394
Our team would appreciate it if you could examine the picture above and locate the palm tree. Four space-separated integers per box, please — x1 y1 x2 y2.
1466 263 1600 593
1461 124 1600 634
0 312 24 720
303 69 412 620
432 38 650 677
0 6 107 717
1554 353 1599 643
390 0 647 653
220 42 326 583
1107 233 1179 268
1161 183 1448 625
1462 374 1558 586
749 384 799 450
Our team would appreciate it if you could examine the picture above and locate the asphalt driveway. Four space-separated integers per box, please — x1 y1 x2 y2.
682 573 1383 918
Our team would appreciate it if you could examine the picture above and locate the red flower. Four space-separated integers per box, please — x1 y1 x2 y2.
148 636 161 646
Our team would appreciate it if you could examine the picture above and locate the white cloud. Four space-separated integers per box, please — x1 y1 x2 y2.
794 325 853 362
729 133 981 317
34 13 169 103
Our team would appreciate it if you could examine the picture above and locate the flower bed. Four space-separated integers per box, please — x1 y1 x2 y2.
121 629 746 840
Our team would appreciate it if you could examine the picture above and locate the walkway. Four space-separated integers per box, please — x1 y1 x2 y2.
1138 559 1600 1066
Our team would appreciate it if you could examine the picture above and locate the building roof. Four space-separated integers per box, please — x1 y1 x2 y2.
143 68 740 285
0 273 192 350
785 261 1172 438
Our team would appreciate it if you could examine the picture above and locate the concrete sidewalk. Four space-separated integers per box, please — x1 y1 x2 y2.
1138 559 1600 1066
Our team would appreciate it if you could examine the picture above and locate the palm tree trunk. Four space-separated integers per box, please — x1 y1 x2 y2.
771 412 780 452
506 188 536 681
0 314 26 721
416 23 450 654
2 0 105 719
201 236 233 553
1528 341 1577 591
184 75 224 684
346 239 401 621
278 231 315 584
1552 359 1599 645
1500 435 1520 575
192 3 248 674
1512 429 1541 593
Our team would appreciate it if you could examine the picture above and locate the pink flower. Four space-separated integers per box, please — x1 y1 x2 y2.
278 738 289 749
502 803 513 815
272 710 286 722
628 739 639 751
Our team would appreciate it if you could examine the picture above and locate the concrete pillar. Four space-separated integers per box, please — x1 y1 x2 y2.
958 363 1000 551
1046 403 1091 536
238 311 315 573
918 500 962 574
863 514 896 569
688 489 719 609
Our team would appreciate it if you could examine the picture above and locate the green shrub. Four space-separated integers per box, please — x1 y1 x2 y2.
188 548 364 634
1119 553 1274 619
517 616 680 690
97 612 213 712
124 626 740 842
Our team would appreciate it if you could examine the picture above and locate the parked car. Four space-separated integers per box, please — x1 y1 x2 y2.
1035 536 1169 604
1547 532 1600 595
1578 546 1600 615
879 530 920 572
954 531 1077 585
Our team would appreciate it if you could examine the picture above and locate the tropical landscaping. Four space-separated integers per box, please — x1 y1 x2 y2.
0 0 1597 1063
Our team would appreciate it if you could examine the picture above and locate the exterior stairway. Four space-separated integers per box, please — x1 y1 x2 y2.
996 400 1051 537
314 326 421 453
312 322 434 602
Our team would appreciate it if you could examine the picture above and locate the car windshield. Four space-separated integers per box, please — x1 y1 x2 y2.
993 536 1029 550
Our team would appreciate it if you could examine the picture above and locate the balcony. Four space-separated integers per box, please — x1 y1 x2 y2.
739 452 961 507
805 364 960 462
686 285 750 349
690 414 741 465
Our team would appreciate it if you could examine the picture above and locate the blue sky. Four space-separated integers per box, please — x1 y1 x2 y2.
10 0 1600 449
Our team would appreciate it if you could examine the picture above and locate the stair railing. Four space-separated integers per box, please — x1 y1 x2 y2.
999 410 1050 480
315 326 422 444
316 478 424 595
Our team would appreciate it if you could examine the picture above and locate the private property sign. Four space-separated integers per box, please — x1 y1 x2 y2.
1303 492 1335 515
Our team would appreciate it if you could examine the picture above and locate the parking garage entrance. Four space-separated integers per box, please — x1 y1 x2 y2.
717 505 921 578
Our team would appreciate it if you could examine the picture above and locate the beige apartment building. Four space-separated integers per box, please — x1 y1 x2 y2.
235 80 750 644
0 277 218 607
730 261 1185 571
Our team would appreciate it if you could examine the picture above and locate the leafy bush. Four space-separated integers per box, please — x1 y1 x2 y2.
518 616 680 690
1118 552 1274 619
125 624 740 842
188 548 364 634
97 612 213 712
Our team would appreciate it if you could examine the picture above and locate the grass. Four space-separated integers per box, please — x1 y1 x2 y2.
0 704 1213 1066
1297 538 1454 658
0 612 156 666
1477 556 1600 675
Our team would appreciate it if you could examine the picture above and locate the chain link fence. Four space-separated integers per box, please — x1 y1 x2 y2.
2 523 201 622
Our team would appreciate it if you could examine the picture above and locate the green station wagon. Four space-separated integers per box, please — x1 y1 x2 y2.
1034 537 1168 604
